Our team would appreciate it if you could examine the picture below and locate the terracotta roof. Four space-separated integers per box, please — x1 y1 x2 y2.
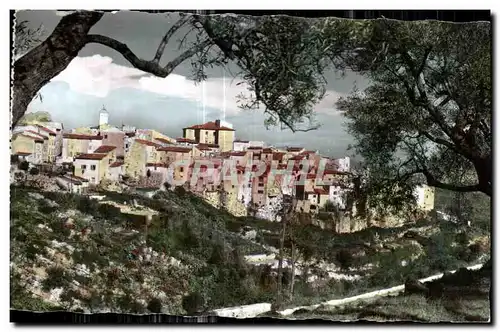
197 143 219 148
289 155 307 161
324 169 349 175
134 139 162 148
314 188 329 195
262 148 274 153
155 137 174 144
14 151 32 156
176 137 197 143
287 147 304 152
273 152 286 161
63 174 89 183
18 134 44 143
74 153 107 160
26 130 48 139
184 121 235 131
63 133 103 140
157 146 192 153
146 162 168 168
110 161 124 168
306 173 318 180
93 145 116 153
247 146 263 150
58 176 82 185
36 125 57 135
230 151 247 157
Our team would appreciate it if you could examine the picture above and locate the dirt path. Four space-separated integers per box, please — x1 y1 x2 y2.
212 263 484 319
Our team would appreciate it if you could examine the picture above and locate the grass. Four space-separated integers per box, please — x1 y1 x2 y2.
291 293 490 322
10 184 489 315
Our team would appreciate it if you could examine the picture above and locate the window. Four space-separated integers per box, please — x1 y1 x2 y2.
258 190 264 194
82 165 87 170
90 165 96 171
104 135 108 139
91 177 96 183
180 167 184 172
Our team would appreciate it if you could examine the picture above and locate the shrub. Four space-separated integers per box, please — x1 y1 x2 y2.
98 203 122 220
182 292 205 315
29 167 39 176
18 161 29 172
322 200 338 213
207 243 225 265
38 199 57 214
335 249 354 271
42 266 68 291
147 298 163 313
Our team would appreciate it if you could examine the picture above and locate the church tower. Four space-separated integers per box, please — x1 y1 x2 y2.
99 105 109 129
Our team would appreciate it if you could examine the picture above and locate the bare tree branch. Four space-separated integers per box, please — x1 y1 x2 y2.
420 167 484 193
153 16 190 64
86 34 211 78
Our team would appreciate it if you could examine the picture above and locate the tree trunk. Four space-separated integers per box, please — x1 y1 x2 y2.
12 11 103 127
275 214 287 311
289 241 296 300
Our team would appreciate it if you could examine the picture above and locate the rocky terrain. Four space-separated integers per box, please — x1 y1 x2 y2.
10 182 491 319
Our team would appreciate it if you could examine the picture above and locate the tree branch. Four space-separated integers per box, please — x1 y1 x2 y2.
153 16 190 64
86 34 211 78
419 130 460 154
420 167 482 193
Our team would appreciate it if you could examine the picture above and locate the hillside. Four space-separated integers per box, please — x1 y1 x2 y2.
10 185 490 317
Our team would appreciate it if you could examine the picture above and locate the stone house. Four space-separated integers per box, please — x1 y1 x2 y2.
124 139 162 179
11 133 45 165
61 133 103 163
101 127 126 157
182 120 235 152
73 153 112 185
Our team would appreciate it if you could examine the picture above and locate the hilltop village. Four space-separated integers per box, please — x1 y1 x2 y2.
10 107 435 230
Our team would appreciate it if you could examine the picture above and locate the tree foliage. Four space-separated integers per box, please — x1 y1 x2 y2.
192 15 359 132
18 160 29 172
337 20 491 201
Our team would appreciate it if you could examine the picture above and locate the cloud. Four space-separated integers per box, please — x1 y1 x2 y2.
54 11 75 17
53 55 345 118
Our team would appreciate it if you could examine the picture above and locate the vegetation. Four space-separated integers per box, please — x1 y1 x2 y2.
18 161 29 172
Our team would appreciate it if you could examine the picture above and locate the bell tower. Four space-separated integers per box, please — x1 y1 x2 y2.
99 105 109 129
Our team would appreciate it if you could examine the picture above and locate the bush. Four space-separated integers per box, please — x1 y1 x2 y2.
182 292 205 315
98 203 122 220
29 167 40 176
147 298 163 313
335 249 354 271
76 197 98 214
207 243 226 265
42 266 68 291
322 200 338 213
18 161 29 172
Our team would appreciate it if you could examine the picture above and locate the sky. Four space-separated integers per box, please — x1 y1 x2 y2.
16 10 369 158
